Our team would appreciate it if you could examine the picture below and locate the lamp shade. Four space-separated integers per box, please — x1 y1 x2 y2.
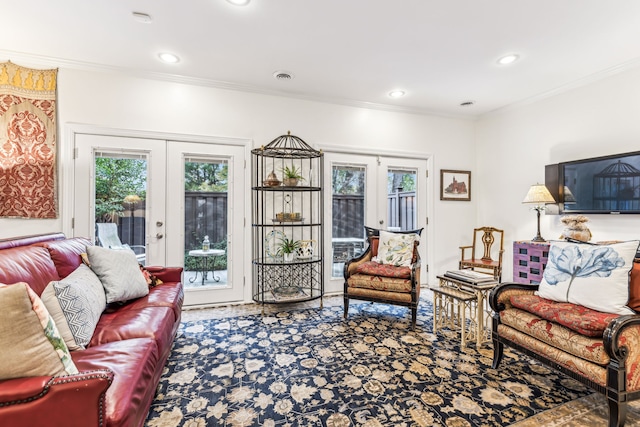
522 184 556 204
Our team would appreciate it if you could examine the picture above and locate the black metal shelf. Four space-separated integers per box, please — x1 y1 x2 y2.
251 132 324 310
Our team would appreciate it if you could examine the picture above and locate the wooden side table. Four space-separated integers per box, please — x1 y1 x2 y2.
430 275 497 348
513 241 550 284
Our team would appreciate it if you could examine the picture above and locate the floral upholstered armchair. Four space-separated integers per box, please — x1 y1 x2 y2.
344 229 421 328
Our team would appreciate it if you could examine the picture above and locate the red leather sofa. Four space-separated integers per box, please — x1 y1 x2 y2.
0 233 184 427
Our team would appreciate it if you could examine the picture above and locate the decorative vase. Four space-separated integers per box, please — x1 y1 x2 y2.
283 252 295 262
295 240 315 259
283 177 298 187
264 170 280 187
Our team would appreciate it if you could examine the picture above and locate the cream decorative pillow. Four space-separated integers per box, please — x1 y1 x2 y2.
42 264 107 350
536 240 640 315
374 230 418 267
87 246 149 303
0 283 79 380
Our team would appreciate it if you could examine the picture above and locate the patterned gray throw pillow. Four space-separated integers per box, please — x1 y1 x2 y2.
41 264 107 350
87 245 149 304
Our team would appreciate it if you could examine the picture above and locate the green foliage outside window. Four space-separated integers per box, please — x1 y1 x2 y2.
95 157 147 222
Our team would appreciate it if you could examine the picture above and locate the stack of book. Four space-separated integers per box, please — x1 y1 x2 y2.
444 269 496 284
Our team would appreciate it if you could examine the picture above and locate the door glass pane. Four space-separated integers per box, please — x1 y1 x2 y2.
183 158 229 288
331 165 366 277
387 169 417 231
94 152 148 265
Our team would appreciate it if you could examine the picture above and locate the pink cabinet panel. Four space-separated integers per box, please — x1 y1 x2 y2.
513 241 550 284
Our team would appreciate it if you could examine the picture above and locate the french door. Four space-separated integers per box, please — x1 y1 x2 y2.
73 133 246 306
324 152 428 294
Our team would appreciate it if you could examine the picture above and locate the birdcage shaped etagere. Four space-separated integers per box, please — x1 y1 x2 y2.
251 132 324 310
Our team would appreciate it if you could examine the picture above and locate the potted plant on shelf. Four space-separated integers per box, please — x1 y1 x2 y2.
277 235 300 262
281 165 305 187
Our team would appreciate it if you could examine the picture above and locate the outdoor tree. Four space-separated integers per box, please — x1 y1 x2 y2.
184 162 228 192
95 157 147 222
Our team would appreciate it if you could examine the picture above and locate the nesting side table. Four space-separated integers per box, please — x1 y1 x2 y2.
430 275 498 348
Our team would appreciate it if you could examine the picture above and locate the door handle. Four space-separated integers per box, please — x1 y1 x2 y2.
156 233 164 239
156 221 163 227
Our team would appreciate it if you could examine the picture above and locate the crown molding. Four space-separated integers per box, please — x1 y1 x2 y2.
0 49 475 121
482 56 640 118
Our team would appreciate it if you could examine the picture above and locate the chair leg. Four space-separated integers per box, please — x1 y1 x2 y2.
492 339 504 369
343 295 349 319
411 306 417 330
608 397 627 427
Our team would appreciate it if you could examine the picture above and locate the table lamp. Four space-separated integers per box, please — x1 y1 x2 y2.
522 184 556 242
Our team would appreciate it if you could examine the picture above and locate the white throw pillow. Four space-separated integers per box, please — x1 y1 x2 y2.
87 246 149 304
536 240 639 315
374 230 418 267
42 264 107 350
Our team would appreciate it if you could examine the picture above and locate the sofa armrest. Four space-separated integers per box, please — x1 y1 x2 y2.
145 266 183 283
489 282 538 313
603 314 640 392
0 370 113 427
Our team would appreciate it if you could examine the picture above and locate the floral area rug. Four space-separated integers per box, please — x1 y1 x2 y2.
145 301 591 427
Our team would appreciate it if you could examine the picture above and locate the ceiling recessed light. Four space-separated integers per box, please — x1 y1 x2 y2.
226 0 250 5
273 70 294 81
497 54 520 65
388 90 405 98
132 12 152 24
460 100 475 107
158 52 180 64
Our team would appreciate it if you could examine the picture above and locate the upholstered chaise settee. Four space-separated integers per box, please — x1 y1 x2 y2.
0 233 184 427
489 240 640 427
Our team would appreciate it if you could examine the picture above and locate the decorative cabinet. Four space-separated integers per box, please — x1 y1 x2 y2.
513 240 550 284
251 132 324 309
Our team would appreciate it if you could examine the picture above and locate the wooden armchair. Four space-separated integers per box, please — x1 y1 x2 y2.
344 232 421 328
459 226 504 281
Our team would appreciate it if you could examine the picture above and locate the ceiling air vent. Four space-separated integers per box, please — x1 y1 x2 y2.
273 71 294 81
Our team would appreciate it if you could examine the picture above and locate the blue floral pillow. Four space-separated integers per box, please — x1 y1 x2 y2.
536 240 640 315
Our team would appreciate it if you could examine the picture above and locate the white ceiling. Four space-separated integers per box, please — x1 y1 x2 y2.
3 0 640 118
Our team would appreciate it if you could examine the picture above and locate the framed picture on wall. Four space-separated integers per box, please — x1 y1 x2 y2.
440 169 471 201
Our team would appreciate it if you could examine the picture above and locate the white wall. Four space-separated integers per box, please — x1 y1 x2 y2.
476 66 640 281
0 66 477 292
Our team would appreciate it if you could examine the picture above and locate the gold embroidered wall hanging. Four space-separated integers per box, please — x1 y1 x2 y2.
0 61 58 218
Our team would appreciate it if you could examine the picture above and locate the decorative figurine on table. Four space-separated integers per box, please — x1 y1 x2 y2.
559 215 592 242
202 235 210 251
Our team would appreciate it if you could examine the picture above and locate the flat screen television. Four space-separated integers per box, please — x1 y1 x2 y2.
546 150 640 214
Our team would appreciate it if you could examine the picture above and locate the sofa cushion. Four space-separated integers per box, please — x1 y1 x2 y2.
35 237 91 279
90 306 176 356
355 261 412 279
500 307 610 365
510 294 619 337
374 230 418 267
41 264 107 350
536 240 639 315
0 246 59 296
497 324 607 387
347 273 413 293
0 283 78 380
87 246 149 303
72 338 160 427
105 282 184 321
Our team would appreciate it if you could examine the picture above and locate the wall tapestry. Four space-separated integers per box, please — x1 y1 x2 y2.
0 61 58 218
